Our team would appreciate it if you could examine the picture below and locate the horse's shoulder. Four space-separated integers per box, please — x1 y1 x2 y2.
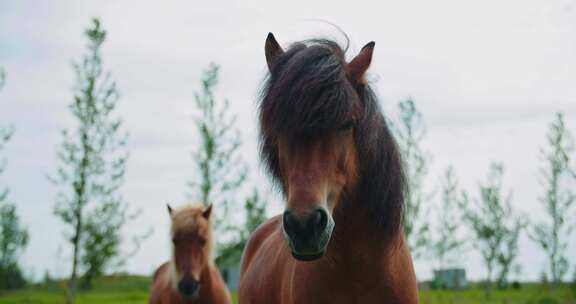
240 215 281 272
207 265 232 303
208 264 229 289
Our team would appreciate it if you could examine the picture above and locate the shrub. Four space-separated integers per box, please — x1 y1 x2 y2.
0 262 26 290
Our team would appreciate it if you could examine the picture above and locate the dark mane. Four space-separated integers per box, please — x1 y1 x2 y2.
260 39 357 138
258 38 406 239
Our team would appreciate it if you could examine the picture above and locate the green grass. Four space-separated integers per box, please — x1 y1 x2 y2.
0 291 148 304
0 276 574 303
420 283 576 304
0 275 233 304
0 275 151 304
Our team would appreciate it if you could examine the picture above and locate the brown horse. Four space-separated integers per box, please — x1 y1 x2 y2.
238 33 418 303
149 204 231 304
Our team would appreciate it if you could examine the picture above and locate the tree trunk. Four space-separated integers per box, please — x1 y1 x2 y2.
484 263 492 301
68 145 87 304
67 205 83 304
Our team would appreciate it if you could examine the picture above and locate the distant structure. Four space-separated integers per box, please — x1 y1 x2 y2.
221 265 241 292
433 268 467 289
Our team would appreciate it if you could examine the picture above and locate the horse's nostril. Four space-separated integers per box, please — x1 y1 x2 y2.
316 209 328 231
312 210 322 226
283 210 296 233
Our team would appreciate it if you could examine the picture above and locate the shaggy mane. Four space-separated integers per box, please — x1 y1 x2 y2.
170 204 214 260
259 38 406 239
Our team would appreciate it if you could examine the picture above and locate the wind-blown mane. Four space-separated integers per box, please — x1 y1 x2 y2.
258 38 406 239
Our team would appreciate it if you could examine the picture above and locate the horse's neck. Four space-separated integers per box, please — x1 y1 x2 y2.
326 201 395 267
316 204 416 303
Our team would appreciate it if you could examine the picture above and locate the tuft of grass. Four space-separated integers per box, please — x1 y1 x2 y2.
419 283 574 304
0 275 151 304
0 291 148 304
1 276 574 304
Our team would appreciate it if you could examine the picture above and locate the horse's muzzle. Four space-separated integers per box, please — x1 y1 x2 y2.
178 278 200 299
282 208 334 261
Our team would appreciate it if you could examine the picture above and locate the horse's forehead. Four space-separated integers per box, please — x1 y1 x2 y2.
171 211 207 235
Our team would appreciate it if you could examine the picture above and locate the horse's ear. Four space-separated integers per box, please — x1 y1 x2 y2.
265 32 284 71
347 41 375 85
202 204 213 219
167 204 173 216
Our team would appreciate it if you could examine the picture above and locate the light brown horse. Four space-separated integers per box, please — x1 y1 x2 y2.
238 33 418 303
150 204 231 304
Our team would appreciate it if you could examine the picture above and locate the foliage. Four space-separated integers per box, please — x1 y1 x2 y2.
242 189 267 234
429 166 466 269
392 98 431 257
0 205 28 290
572 268 576 299
0 68 28 290
79 203 145 289
50 18 144 299
187 63 249 266
0 262 26 291
215 188 267 267
530 112 575 284
462 163 524 299
0 67 5 90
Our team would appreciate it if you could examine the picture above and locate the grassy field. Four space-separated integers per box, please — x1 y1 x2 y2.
420 284 576 304
0 275 151 304
0 276 574 303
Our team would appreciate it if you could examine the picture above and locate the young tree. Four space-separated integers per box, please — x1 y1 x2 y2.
188 63 247 265
0 69 29 290
530 112 576 284
393 98 430 257
572 268 576 297
495 221 523 289
429 166 466 270
242 190 267 238
215 188 267 267
0 68 5 89
463 163 524 298
0 201 28 290
51 19 139 300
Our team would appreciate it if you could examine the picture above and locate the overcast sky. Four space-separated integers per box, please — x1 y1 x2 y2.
1 0 575 282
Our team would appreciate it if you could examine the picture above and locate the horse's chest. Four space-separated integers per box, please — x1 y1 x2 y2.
288 266 388 304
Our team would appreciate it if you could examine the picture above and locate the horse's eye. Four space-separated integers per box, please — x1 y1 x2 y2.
340 121 355 131
172 237 177 244
199 238 207 246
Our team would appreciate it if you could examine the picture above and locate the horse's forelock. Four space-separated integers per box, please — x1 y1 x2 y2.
171 207 203 233
170 205 214 260
260 39 357 140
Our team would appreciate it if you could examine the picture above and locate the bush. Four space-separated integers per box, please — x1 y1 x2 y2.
0 263 26 290
538 297 559 304
511 281 521 289
430 278 446 290
571 269 576 298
